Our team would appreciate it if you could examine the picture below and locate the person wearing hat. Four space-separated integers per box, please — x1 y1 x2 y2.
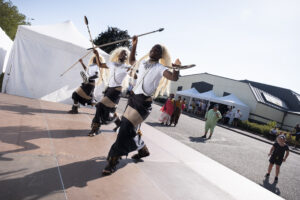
265 134 289 183
201 104 222 139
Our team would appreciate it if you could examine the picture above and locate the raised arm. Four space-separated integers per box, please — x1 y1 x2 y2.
79 59 87 71
163 58 181 81
93 49 108 68
129 36 138 65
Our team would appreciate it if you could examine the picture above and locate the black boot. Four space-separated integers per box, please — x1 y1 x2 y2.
102 156 120 175
68 105 79 114
113 117 121 132
132 145 150 161
88 122 100 136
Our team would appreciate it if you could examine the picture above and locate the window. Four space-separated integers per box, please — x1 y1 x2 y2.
223 92 230 96
261 92 288 108
177 86 182 91
191 82 213 93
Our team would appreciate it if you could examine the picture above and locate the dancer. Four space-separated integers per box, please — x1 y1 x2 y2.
68 51 104 114
88 47 133 136
265 134 289 183
158 94 175 126
102 36 181 175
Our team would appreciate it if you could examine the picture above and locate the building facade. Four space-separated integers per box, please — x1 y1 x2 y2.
170 73 300 131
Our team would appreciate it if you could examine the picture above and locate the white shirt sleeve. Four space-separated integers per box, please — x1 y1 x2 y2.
158 64 168 77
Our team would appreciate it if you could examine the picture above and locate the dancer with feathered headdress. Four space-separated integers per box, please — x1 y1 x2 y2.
88 47 134 136
102 36 181 175
68 50 105 114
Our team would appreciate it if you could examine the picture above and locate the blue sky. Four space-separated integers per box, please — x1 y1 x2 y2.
11 0 300 93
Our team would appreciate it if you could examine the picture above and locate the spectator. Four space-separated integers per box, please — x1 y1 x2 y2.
233 109 242 127
201 101 207 117
170 96 184 127
201 104 222 139
268 127 279 141
158 94 175 126
223 108 233 125
291 124 300 149
265 134 289 183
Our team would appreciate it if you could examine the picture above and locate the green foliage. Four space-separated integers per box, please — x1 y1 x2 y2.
94 27 131 54
267 121 277 128
238 120 273 136
0 0 30 39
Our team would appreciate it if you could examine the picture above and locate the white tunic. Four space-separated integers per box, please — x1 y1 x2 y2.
107 62 131 87
88 64 100 82
133 60 167 96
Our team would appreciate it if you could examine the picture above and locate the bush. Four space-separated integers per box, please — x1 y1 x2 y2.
238 120 274 136
238 120 300 146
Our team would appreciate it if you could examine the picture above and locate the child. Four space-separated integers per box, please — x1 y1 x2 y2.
265 134 289 183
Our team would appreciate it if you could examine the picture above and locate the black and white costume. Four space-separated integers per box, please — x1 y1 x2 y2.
69 64 99 113
107 60 167 159
89 62 131 135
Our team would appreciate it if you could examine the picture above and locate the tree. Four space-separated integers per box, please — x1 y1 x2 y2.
0 0 30 40
94 27 131 54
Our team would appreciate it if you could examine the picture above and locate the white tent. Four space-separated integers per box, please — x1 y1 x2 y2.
0 27 13 73
196 90 218 101
212 94 250 120
176 88 200 98
2 21 108 104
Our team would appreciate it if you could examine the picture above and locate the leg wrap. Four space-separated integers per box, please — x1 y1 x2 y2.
102 156 120 175
131 145 150 160
68 104 79 114
88 122 100 136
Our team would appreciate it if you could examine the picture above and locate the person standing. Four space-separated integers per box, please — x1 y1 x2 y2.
265 134 289 183
201 104 222 139
102 36 181 175
159 94 175 125
223 108 233 125
170 96 184 126
233 109 242 127
291 124 300 149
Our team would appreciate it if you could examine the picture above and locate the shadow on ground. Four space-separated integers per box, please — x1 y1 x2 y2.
189 136 208 143
0 103 93 116
260 176 281 196
0 157 131 200
0 126 114 161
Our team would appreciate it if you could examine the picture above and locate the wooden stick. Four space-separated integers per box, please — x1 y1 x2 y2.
87 28 164 50
84 16 95 49
61 28 164 77
60 51 92 77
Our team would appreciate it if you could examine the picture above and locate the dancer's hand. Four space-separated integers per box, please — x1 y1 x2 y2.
132 36 138 46
172 58 181 67
93 49 99 55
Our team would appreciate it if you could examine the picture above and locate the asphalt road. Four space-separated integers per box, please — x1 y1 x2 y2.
116 98 300 200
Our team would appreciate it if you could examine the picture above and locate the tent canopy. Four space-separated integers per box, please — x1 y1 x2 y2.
2 21 108 104
176 89 250 120
0 27 13 73
176 88 200 98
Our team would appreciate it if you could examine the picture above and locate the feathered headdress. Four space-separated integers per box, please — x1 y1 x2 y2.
88 53 109 86
109 47 131 91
